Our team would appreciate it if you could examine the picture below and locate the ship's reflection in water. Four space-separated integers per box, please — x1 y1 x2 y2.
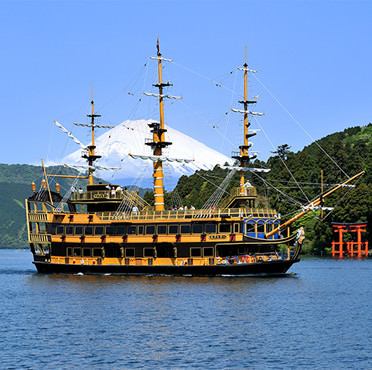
1 250 371 369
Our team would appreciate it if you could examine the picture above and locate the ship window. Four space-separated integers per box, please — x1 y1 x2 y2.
138 226 144 235
106 226 114 235
56 226 64 234
190 248 201 257
180 224 190 234
105 245 121 258
73 248 81 257
125 248 135 257
128 226 137 234
205 224 216 234
257 222 265 233
75 227 83 235
143 248 155 257
39 223 47 233
234 223 240 233
192 224 203 234
95 226 104 235
67 247 72 256
85 227 93 235
266 223 272 233
157 225 167 234
93 248 102 257
245 222 255 233
203 247 214 257
42 244 50 254
116 225 127 235
83 248 91 257
145 225 155 235
219 223 231 233
169 225 178 234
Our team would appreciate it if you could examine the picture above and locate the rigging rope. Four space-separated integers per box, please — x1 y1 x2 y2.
252 74 350 178
253 116 310 203
195 169 236 218
321 176 362 221
112 190 141 220
55 173 82 212
170 188 182 208
220 69 238 153
178 100 235 147
250 170 304 207
112 159 152 220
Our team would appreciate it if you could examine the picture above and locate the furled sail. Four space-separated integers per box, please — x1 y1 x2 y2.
64 163 121 171
54 120 87 149
129 153 194 163
220 165 270 173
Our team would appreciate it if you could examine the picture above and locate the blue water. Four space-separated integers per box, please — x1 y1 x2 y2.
0 250 371 369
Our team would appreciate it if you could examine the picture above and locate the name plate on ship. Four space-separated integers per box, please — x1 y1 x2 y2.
208 235 227 240
93 193 109 199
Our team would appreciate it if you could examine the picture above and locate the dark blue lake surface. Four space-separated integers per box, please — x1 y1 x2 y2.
0 249 371 369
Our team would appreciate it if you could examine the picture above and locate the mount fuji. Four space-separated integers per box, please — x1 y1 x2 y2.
63 119 233 185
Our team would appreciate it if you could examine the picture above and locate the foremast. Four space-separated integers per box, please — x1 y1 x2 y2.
144 38 181 211
50 89 116 201
74 88 99 185
231 47 264 204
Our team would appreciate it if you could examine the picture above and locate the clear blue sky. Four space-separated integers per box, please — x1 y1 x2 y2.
1 0 371 166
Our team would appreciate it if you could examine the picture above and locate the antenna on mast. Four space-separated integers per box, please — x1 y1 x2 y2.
91 84 94 116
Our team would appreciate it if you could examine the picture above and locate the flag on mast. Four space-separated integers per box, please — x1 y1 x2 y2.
156 37 160 56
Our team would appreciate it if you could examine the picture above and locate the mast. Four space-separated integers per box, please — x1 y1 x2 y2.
231 47 263 202
144 38 181 211
74 86 114 185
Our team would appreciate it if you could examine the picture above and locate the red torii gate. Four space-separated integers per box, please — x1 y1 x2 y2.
331 222 368 258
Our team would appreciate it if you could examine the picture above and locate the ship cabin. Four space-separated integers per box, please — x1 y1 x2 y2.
26 181 288 268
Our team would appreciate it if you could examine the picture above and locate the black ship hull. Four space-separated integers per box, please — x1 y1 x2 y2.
33 258 300 276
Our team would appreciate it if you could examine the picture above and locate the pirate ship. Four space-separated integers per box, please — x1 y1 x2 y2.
25 42 364 275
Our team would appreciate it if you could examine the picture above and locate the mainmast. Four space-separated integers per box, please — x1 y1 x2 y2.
231 47 264 202
144 38 181 211
74 86 114 185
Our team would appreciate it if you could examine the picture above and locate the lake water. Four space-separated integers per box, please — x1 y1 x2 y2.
0 249 371 369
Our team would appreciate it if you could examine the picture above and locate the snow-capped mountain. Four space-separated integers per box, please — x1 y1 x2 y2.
63 119 233 182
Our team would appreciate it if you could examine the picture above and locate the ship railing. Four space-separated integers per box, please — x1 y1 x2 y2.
26 206 277 220
218 186 258 209
231 186 257 197
95 207 277 221
27 212 49 222
29 233 51 244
